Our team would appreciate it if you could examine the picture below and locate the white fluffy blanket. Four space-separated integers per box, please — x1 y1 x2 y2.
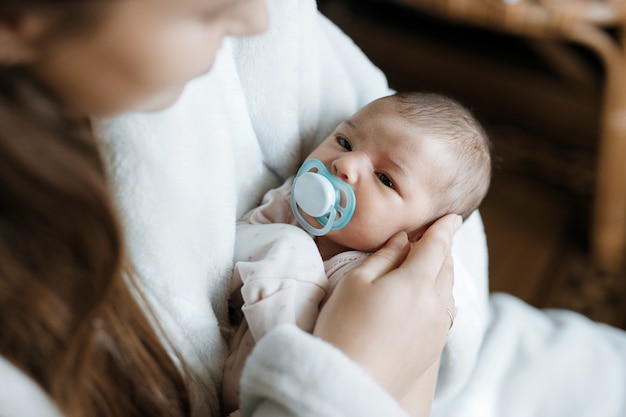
433 293 626 417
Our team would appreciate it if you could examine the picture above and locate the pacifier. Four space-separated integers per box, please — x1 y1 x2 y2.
290 158 356 236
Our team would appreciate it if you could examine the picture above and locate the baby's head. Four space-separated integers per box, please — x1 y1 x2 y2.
390 91 492 221
306 92 491 255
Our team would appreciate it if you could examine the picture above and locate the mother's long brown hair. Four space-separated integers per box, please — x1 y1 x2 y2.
0 7 194 417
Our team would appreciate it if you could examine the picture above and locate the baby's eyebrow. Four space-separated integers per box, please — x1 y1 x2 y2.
388 157 408 179
344 119 357 130
382 147 410 183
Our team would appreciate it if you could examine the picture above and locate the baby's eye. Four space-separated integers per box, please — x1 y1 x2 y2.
337 136 352 151
378 173 395 189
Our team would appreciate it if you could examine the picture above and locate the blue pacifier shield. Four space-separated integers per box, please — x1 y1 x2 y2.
290 159 356 236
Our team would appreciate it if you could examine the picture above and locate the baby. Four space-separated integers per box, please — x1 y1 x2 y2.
222 92 492 417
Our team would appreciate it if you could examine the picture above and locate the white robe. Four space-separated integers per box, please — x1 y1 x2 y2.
2 1 625 416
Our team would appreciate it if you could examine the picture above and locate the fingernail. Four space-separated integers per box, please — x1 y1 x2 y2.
388 231 408 249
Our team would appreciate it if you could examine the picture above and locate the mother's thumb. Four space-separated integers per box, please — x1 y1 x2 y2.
386 231 410 251
356 231 409 282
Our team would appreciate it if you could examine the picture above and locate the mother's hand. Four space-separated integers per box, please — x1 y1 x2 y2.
313 214 460 400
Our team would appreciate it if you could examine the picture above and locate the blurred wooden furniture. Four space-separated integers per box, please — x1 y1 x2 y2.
383 0 626 274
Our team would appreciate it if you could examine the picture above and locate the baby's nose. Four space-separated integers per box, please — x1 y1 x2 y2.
332 152 371 184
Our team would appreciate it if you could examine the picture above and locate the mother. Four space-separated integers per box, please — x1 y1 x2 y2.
0 0 468 416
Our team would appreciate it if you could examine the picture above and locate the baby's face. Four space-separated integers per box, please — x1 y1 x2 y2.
306 98 452 253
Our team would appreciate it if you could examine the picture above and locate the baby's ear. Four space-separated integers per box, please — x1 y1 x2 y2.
0 15 46 64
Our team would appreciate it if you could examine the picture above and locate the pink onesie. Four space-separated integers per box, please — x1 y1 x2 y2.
222 178 368 415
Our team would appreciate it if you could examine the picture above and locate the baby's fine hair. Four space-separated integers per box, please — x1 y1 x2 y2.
390 91 492 220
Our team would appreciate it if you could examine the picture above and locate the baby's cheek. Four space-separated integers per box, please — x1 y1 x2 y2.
344 224 387 253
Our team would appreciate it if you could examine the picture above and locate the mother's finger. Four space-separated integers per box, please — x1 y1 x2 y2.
353 231 410 283
435 251 455 297
439 252 456 318
400 214 462 284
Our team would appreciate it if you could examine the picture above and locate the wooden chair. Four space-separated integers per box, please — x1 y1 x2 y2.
383 0 626 274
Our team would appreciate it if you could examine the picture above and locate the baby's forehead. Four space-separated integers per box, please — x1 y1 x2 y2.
349 107 438 154
385 134 456 184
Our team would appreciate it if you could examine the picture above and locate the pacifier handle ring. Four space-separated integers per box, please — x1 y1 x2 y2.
292 201 335 236
290 158 355 236
328 183 354 230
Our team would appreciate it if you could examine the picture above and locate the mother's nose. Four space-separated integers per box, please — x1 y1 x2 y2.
331 152 372 184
